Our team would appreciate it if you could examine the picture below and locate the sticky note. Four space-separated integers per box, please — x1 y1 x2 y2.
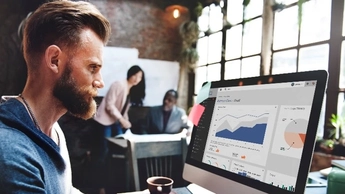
188 103 205 126
196 82 211 104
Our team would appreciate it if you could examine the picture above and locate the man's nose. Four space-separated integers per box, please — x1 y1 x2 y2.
93 73 104 88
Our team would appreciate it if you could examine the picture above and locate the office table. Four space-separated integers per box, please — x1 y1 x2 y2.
110 132 327 194
119 184 326 194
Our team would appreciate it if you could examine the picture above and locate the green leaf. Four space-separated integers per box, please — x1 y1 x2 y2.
243 0 250 7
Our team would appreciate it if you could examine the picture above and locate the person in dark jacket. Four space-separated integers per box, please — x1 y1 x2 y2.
141 90 190 134
0 1 111 193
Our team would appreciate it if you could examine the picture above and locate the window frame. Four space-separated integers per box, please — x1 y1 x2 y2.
193 0 344 138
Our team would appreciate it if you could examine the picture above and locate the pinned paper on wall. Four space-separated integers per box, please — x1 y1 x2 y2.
196 82 211 104
188 103 205 126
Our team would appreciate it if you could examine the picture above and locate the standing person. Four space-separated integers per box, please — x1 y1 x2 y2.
0 1 111 193
92 65 144 193
141 89 190 134
94 65 145 137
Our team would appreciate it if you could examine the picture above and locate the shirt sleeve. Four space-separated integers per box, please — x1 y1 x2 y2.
180 108 190 130
0 131 46 193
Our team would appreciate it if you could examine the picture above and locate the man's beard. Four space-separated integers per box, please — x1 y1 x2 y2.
53 65 97 120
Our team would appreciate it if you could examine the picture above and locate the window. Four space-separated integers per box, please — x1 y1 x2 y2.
272 0 331 137
225 0 263 79
194 0 342 138
194 5 223 92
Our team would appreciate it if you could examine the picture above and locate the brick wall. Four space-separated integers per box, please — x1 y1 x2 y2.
91 0 188 61
0 0 189 97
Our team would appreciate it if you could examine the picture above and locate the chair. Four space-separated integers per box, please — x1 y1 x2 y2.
126 135 188 191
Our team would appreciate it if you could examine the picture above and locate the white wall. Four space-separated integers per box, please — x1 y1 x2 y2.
99 47 180 106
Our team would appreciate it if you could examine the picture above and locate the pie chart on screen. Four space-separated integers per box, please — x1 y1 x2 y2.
284 119 308 149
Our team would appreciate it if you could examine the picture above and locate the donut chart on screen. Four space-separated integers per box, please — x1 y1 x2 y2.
284 119 308 149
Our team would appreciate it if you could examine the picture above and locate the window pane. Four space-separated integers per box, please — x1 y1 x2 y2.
208 32 223 64
196 37 208 66
272 49 297 74
194 66 207 94
244 0 263 20
273 6 298 50
198 7 210 32
209 4 223 32
300 0 331 45
241 56 260 78
339 41 345 88
225 25 242 60
207 63 221 81
227 0 243 25
225 60 241 80
242 18 262 56
298 44 329 72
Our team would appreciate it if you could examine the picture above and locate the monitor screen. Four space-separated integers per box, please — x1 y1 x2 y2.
183 70 328 194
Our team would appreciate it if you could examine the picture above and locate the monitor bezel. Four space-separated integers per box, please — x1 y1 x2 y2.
183 70 328 194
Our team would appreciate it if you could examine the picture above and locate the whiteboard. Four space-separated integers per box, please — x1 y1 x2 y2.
98 47 139 96
98 46 180 106
137 58 180 106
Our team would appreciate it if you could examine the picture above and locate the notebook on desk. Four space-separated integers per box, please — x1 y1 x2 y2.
183 70 328 194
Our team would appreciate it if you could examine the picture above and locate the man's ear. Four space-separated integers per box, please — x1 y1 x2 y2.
45 45 61 74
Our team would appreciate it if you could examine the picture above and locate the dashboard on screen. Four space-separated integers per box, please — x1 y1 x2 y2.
184 70 327 194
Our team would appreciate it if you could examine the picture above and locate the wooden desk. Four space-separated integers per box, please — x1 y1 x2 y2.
118 184 326 194
118 187 191 194
108 133 327 194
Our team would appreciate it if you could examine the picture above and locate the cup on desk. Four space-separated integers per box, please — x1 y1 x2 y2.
147 176 174 194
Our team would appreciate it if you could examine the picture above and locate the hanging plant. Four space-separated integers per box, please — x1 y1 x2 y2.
179 21 200 48
193 2 203 18
180 48 199 68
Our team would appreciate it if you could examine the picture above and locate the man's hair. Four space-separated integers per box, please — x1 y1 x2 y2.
165 89 178 99
23 0 111 68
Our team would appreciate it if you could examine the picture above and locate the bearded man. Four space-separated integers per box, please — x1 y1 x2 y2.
0 1 111 193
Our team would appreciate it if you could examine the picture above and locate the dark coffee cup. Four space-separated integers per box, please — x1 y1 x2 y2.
147 176 174 194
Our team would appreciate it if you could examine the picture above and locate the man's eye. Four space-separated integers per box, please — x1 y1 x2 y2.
90 65 98 73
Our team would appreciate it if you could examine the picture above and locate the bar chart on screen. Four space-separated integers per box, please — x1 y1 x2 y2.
265 170 296 192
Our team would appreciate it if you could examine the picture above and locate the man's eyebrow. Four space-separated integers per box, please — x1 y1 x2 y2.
91 63 102 67
88 60 102 67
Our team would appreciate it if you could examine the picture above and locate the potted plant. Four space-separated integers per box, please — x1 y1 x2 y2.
329 113 344 140
318 114 345 155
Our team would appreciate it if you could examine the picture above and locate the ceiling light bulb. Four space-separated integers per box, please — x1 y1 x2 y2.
173 8 180 18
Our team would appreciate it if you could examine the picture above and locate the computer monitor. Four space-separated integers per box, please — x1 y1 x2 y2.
183 70 328 194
